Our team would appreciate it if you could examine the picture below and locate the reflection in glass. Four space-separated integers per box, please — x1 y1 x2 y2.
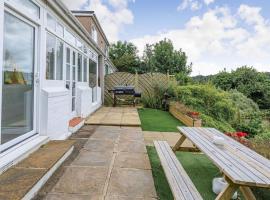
89 59 97 102
47 13 56 31
56 41 63 80
1 12 35 144
13 0 40 18
77 54 82 82
46 33 55 79
83 58 87 82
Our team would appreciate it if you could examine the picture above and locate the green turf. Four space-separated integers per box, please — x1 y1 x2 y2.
138 108 184 132
147 146 221 200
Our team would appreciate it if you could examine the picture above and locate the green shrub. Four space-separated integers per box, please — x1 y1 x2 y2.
200 113 235 133
141 83 167 109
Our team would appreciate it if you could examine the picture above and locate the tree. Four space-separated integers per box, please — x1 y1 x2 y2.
147 39 192 74
213 66 270 109
109 41 140 73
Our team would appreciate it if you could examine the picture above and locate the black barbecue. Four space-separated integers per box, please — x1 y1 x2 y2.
109 86 141 106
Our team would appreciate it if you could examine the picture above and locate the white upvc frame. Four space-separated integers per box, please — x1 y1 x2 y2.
0 6 40 152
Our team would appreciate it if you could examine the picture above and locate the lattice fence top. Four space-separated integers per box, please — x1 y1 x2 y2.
104 72 175 105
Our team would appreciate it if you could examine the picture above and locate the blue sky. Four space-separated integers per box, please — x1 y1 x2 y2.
63 0 270 75
120 0 270 40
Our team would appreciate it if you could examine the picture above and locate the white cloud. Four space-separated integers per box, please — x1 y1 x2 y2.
61 0 134 42
177 0 214 11
204 0 215 5
131 5 270 75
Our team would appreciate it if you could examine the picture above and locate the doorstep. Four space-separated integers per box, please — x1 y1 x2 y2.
68 117 85 134
0 140 75 200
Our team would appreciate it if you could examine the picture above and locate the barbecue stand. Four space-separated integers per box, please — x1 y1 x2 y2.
109 86 141 107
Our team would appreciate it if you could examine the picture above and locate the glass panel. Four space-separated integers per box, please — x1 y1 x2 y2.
77 54 82 82
56 41 63 80
46 33 55 79
56 22 64 37
65 30 76 46
89 59 97 102
76 40 83 51
13 0 40 18
72 97 75 111
83 58 87 82
1 12 35 144
66 48 70 81
72 66 76 81
47 13 56 31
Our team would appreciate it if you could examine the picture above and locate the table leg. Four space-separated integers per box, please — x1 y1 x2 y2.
240 186 256 200
215 182 239 200
173 135 186 152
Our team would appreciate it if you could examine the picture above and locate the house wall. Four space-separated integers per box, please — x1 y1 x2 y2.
0 0 104 171
76 16 107 55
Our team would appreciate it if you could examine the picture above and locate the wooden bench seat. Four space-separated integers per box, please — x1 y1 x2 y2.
154 141 203 200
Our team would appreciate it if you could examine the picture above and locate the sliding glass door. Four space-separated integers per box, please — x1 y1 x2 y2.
0 11 37 151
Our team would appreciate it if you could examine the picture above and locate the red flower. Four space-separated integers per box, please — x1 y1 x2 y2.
236 132 248 138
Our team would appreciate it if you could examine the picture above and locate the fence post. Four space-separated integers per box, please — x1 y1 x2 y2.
135 70 139 91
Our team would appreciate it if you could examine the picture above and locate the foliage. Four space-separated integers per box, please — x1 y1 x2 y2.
175 72 192 85
109 41 140 73
212 66 270 109
138 108 184 132
141 83 168 109
173 84 236 122
142 39 192 74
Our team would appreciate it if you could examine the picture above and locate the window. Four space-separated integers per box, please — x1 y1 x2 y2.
76 40 83 51
83 58 87 82
65 30 76 46
56 23 64 37
91 26 97 43
47 13 56 31
46 33 56 79
13 0 40 18
77 53 82 82
56 41 63 80
46 33 63 80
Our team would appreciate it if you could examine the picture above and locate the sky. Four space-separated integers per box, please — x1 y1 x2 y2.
62 0 270 75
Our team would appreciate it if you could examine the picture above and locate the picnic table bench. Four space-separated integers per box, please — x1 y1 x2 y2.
174 127 270 200
154 141 203 200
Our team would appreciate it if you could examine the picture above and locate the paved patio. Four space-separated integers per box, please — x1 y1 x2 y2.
143 131 195 150
85 107 141 127
45 126 157 200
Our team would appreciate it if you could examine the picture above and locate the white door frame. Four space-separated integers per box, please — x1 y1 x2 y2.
0 8 39 152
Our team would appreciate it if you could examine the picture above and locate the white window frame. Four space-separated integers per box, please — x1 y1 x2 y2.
0 5 39 152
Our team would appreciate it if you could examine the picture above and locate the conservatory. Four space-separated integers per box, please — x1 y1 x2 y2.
0 0 106 172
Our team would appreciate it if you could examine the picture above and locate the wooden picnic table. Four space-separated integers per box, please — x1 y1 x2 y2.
174 127 270 200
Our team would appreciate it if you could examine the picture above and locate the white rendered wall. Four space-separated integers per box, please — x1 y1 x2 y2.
40 88 70 140
77 86 92 118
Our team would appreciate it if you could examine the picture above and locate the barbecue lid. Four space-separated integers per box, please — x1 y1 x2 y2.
114 86 135 90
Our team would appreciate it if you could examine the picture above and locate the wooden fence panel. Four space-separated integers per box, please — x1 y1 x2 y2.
104 72 172 105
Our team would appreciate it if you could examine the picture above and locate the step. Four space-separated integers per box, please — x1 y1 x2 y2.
0 140 75 200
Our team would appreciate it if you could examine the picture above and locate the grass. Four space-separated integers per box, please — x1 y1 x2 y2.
138 108 184 132
147 146 220 200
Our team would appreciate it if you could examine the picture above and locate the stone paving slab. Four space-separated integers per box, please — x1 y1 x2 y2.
52 166 108 195
106 168 157 198
85 107 141 126
0 168 46 200
84 139 116 152
45 193 101 200
114 152 151 170
0 140 74 200
71 150 113 167
46 126 156 200
116 140 147 153
143 131 194 148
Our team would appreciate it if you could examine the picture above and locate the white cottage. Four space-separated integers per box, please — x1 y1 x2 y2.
0 0 116 173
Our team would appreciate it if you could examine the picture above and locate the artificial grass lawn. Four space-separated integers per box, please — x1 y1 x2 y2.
147 146 221 200
138 108 184 132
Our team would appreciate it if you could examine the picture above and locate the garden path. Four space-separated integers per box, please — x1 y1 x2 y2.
45 126 157 200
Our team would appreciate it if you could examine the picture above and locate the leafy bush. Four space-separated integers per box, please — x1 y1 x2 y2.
171 84 264 136
173 84 236 122
141 83 167 109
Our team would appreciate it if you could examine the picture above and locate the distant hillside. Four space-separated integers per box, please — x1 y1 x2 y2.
191 74 215 83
